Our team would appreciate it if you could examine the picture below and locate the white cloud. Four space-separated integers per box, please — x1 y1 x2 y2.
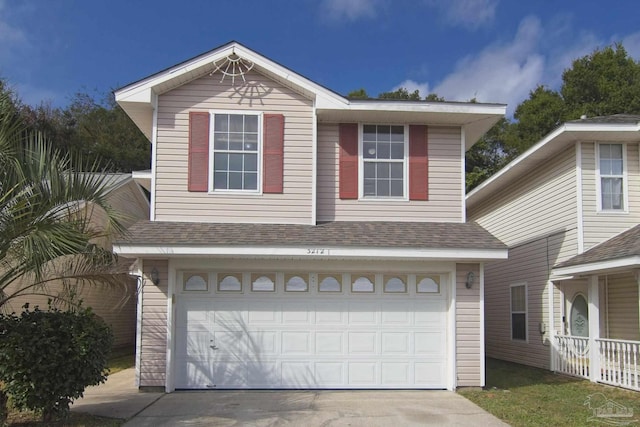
622 31 640 60
320 0 382 22
432 16 544 112
426 0 499 30
393 80 430 97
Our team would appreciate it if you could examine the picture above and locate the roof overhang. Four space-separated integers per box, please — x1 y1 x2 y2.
466 121 640 210
116 41 505 147
132 169 152 192
114 244 507 262
552 255 640 278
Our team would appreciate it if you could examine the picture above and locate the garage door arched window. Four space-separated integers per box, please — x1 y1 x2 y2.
318 275 342 292
383 276 407 293
285 275 308 292
417 276 440 293
351 275 375 293
218 273 242 292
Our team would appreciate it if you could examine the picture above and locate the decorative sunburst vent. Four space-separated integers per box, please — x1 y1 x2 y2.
210 51 255 86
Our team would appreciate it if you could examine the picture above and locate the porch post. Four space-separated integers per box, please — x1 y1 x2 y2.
588 275 600 382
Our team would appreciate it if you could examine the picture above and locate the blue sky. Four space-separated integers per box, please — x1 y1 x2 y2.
2 0 639 115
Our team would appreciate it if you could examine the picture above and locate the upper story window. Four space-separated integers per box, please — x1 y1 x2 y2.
361 125 407 198
212 113 260 191
597 143 626 211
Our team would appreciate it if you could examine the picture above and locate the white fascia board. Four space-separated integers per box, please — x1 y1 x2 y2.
115 43 347 108
342 100 506 116
466 121 640 208
551 256 640 277
113 245 508 261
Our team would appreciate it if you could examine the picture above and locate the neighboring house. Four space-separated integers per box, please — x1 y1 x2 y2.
467 115 640 391
113 41 508 392
3 173 150 349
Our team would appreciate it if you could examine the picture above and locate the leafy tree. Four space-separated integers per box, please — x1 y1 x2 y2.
465 118 515 191
20 91 151 172
0 305 113 422
378 87 422 100
562 44 640 118
511 85 566 153
347 88 370 99
425 93 445 102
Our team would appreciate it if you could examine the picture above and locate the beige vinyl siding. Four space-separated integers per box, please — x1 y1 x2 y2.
484 230 578 369
139 260 169 387
317 124 463 222
581 142 640 250
456 263 481 387
155 69 314 224
469 145 577 247
605 272 640 341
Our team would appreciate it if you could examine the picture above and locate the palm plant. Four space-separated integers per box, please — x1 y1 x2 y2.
0 88 127 311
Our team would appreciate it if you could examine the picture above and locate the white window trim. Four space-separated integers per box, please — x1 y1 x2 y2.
358 123 409 201
510 282 528 343
208 110 264 195
595 142 628 213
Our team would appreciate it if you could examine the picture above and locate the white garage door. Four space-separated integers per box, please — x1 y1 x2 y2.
174 279 448 389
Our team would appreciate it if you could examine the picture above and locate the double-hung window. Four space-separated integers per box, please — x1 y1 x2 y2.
361 125 407 198
510 284 527 341
212 112 260 191
597 143 625 211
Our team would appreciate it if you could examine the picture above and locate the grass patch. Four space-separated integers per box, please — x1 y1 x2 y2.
107 347 134 375
459 358 640 426
6 410 123 426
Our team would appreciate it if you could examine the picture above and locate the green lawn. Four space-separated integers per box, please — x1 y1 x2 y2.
459 358 640 426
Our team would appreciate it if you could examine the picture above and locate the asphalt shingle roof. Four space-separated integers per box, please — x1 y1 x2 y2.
555 224 640 269
116 220 505 250
567 114 640 125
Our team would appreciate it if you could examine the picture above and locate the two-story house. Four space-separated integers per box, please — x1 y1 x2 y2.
467 115 640 391
114 41 507 392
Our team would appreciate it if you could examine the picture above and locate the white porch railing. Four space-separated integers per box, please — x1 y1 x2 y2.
554 335 640 391
554 335 590 379
597 338 640 391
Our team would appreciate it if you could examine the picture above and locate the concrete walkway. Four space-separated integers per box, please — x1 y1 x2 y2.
71 368 163 420
72 369 508 426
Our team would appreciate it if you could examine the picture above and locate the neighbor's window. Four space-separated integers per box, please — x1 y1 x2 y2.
362 125 406 198
212 113 260 191
510 284 527 341
598 143 625 211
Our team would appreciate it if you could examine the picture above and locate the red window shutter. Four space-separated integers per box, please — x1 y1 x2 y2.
188 112 210 192
339 123 359 199
409 125 429 201
263 114 285 194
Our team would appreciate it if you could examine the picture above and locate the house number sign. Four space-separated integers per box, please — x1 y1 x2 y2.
306 248 329 255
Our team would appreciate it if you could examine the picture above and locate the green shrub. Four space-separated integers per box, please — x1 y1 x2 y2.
0 304 113 422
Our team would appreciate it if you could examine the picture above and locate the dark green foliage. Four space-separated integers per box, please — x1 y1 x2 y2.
19 91 151 173
347 88 370 99
0 305 113 422
378 87 422 100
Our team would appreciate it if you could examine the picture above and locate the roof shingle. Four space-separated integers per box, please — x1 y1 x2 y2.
116 220 505 250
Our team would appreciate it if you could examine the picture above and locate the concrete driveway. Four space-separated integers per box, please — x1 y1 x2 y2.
73 369 507 426
123 389 509 427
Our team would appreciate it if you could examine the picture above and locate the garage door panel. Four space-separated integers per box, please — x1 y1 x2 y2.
282 303 312 324
282 362 314 387
348 303 379 324
281 331 312 354
247 331 278 356
415 332 446 356
177 290 448 389
348 362 378 385
348 332 377 354
381 332 410 354
247 362 279 387
415 362 445 385
315 362 345 385
381 362 411 385
316 303 346 325
316 332 344 354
